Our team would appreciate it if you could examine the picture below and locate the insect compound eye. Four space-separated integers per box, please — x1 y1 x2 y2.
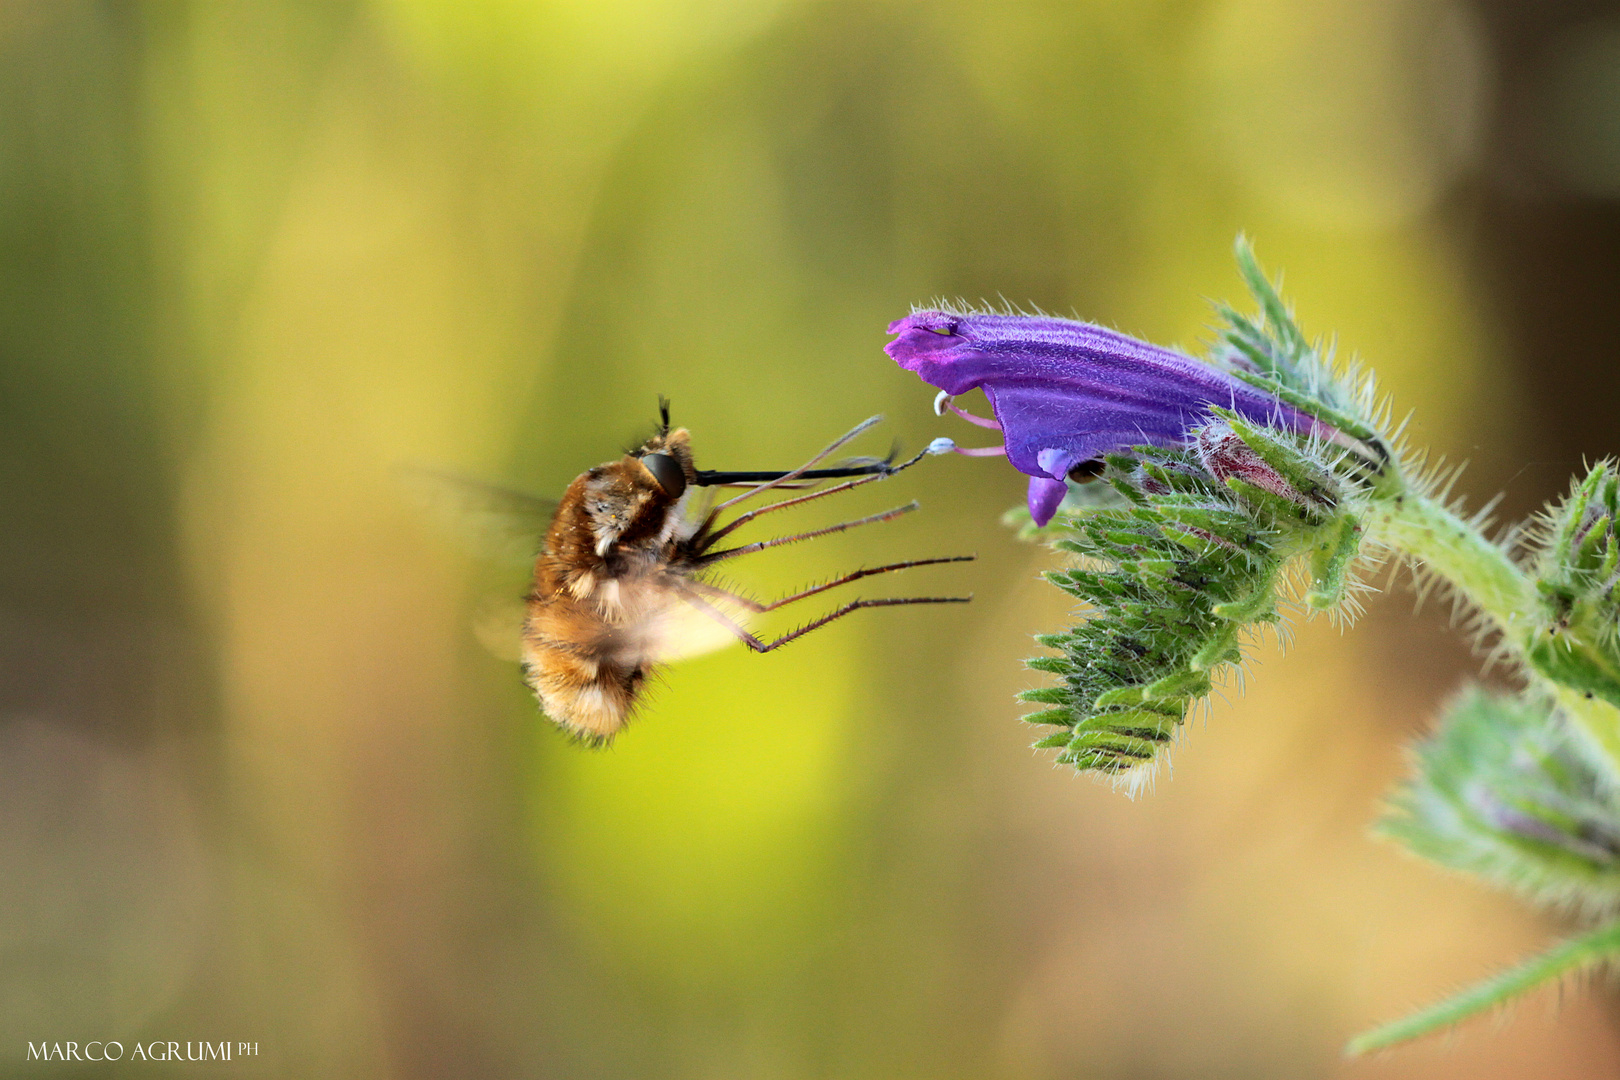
641 452 687 499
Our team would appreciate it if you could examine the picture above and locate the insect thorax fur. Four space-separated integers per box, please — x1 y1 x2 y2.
520 429 704 743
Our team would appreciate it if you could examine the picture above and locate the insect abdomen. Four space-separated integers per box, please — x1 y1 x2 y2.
520 634 643 744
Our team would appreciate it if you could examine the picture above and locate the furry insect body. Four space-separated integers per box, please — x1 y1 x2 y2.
523 428 703 742
521 412 971 743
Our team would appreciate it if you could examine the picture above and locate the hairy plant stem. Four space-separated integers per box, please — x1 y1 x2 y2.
1363 482 1536 635
1347 918 1620 1055
1365 479 1620 787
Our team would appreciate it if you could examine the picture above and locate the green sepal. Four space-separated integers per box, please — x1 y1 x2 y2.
1159 524 1221 554
1092 684 1148 709
1133 558 1177 586
1225 367 1386 455
1190 624 1242 670
1548 463 1608 562
1214 307 1287 380
1232 234 1311 372
1526 635 1620 713
1305 513 1363 610
1211 409 1337 508
1152 502 1260 542
1575 513 1610 568
1223 476 1321 526
1019 706 1073 727
1140 460 1209 496
1145 668 1212 701
1065 731 1161 764
1210 574 1279 622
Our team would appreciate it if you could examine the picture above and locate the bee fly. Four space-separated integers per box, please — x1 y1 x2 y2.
523 401 972 743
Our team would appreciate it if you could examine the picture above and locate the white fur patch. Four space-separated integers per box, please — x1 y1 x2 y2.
568 571 596 600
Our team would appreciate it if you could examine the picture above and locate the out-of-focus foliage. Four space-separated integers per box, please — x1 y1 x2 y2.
1382 687 1620 917
1527 462 1620 715
4 0 1618 1078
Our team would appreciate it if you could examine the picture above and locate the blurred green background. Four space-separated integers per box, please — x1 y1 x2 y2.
7 1 1620 1077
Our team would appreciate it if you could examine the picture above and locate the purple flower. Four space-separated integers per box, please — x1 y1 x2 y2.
886 311 1323 525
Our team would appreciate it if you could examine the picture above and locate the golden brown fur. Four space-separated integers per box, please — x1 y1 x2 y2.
517 414 972 741
520 429 698 742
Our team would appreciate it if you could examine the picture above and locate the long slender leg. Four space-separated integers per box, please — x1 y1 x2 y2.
756 556 975 610
692 441 937 551
688 427 892 549
712 416 884 512
701 471 891 551
701 444 935 550
700 502 920 565
706 480 820 490
753 596 971 652
682 578 767 613
685 554 975 613
678 587 972 654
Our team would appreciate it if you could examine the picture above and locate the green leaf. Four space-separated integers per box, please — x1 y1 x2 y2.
1233 234 1309 368
1305 513 1364 610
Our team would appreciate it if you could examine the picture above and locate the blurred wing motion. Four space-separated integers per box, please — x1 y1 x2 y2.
654 587 755 663
396 463 557 564
397 464 556 665
470 594 529 664
471 577 753 665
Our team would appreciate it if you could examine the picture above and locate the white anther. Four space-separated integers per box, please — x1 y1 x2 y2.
933 390 952 416
927 437 958 455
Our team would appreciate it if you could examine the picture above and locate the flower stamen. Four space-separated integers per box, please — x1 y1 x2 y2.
933 391 1003 430
927 437 1007 458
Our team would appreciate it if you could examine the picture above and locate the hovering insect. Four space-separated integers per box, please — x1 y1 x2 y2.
514 401 972 743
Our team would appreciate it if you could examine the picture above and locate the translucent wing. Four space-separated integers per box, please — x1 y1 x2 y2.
654 590 755 663
396 463 556 564
472 594 528 663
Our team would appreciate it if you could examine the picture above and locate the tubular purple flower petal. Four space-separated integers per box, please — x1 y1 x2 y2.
886 311 1325 525
1026 476 1070 525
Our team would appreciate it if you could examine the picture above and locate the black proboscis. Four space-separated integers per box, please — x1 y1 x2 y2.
693 463 895 486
